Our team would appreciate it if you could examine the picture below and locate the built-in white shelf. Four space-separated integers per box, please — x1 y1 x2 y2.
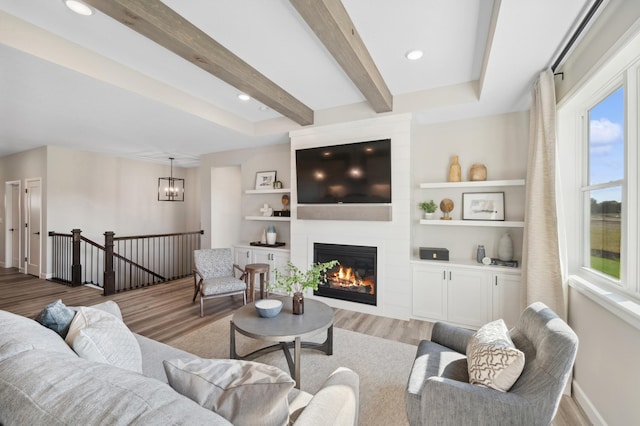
419 179 525 189
419 219 525 227
245 216 291 222
245 188 291 194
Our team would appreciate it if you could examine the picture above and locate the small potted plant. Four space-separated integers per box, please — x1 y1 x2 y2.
271 260 338 314
419 200 438 219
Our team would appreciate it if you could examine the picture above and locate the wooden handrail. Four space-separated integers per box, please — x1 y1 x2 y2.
50 229 203 295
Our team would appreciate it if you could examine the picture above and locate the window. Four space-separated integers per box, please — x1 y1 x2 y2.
559 48 640 298
584 87 624 280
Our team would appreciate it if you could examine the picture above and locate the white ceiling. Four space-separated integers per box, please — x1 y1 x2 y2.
0 0 593 167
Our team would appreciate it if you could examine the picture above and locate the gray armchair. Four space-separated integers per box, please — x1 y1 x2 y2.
406 302 578 426
193 248 247 317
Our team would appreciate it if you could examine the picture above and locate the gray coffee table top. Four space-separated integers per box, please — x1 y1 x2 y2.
232 296 333 342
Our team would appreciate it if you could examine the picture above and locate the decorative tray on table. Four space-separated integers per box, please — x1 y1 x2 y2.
249 241 286 247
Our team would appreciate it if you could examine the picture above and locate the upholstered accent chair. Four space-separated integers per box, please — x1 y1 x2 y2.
193 248 247 317
406 302 578 426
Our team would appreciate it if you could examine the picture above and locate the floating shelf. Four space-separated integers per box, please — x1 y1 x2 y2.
245 216 291 222
245 188 291 194
419 219 525 227
419 179 525 189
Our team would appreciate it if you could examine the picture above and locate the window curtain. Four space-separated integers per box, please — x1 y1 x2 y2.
522 69 566 318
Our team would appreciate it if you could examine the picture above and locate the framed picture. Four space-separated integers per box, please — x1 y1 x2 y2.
255 171 277 190
462 192 505 221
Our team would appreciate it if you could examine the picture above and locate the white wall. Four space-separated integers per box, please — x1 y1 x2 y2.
568 288 640 425
199 142 290 249
211 166 241 248
46 146 200 241
411 111 529 261
555 2 640 424
556 0 640 104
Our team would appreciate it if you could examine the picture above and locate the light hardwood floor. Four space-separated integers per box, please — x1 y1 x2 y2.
0 268 590 425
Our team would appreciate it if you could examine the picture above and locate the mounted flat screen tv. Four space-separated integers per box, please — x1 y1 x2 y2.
296 139 392 204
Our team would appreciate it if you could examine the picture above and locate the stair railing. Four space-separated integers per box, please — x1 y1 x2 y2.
49 229 203 295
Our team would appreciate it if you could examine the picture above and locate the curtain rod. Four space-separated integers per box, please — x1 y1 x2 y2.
551 0 606 72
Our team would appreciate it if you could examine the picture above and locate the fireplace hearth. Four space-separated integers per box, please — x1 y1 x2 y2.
313 243 377 306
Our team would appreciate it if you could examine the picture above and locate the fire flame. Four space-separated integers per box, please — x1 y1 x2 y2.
328 266 374 294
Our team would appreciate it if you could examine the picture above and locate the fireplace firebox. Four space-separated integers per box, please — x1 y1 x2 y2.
313 243 377 306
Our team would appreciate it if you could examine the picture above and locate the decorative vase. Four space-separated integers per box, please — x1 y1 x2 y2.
476 245 486 263
267 232 276 245
498 233 514 261
424 212 434 220
260 229 267 244
266 225 276 245
469 163 487 181
448 155 461 182
292 292 304 315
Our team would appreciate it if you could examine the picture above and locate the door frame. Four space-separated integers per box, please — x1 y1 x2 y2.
24 178 42 277
4 180 21 268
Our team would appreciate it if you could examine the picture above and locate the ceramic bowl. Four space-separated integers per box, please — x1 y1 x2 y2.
254 299 283 318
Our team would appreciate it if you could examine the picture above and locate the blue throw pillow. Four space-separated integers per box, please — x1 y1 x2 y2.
35 299 76 338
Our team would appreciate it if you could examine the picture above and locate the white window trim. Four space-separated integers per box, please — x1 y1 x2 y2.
559 28 640 331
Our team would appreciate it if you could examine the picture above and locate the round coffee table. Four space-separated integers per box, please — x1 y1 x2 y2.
230 297 333 388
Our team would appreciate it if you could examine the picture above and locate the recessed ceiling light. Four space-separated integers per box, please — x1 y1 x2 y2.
405 49 423 61
258 105 270 112
64 0 93 16
238 93 250 101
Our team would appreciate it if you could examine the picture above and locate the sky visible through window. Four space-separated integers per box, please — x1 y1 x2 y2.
589 87 624 202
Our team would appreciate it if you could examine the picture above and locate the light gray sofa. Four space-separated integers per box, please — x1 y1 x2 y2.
406 302 578 426
0 305 359 425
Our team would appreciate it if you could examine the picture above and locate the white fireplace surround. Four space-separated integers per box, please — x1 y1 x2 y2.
289 114 412 319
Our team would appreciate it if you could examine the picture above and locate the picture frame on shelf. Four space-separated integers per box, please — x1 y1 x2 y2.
462 192 505 221
255 171 277 190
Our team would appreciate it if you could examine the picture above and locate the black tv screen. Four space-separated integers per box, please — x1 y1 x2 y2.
296 139 392 204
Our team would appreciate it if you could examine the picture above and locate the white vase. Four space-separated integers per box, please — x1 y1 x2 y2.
498 233 514 261
423 212 434 220
266 232 277 245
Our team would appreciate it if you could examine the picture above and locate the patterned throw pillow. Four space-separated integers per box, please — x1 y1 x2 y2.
65 306 142 373
466 319 525 392
164 357 295 426
35 299 76 338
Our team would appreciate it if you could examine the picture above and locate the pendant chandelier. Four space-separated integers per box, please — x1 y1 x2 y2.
158 157 184 202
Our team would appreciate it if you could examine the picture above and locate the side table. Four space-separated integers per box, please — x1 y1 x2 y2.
244 263 269 302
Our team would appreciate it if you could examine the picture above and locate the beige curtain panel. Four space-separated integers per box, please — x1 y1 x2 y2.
522 69 566 318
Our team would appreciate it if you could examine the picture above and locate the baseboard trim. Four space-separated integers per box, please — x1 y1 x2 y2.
573 380 607 426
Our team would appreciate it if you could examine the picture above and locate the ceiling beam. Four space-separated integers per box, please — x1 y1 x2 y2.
83 0 314 126
290 0 393 113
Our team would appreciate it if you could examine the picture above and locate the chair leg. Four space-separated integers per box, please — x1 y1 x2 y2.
192 276 199 303
200 297 204 317
242 291 246 305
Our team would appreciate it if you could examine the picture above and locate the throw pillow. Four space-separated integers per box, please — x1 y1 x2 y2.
89 300 123 321
466 319 525 392
65 306 143 373
35 299 76 338
164 357 295 426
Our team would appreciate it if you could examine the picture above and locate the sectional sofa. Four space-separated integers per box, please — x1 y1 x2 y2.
0 301 358 425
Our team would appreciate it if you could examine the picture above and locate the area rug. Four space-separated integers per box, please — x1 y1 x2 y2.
167 315 417 425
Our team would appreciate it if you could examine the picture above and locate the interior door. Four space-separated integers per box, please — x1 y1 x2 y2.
25 179 42 277
11 183 20 268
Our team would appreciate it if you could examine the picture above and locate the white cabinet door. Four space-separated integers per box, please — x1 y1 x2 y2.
239 247 290 287
447 268 492 328
412 265 447 321
234 247 252 271
492 273 522 328
270 251 289 276
252 249 271 265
